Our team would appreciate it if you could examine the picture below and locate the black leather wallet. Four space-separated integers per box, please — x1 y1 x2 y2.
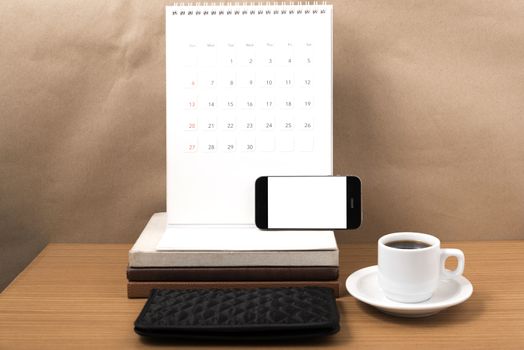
134 287 340 340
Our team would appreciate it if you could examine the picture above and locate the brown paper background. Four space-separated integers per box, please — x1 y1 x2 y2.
1 0 524 291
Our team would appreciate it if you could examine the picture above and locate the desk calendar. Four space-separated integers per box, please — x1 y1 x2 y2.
165 3 333 228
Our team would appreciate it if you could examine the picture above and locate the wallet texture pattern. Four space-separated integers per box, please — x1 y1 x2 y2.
134 287 339 340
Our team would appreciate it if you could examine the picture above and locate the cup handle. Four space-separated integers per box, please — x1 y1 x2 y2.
440 248 465 279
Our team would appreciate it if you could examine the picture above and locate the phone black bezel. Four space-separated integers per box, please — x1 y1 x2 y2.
254 175 362 230
346 175 362 229
254 176 268 229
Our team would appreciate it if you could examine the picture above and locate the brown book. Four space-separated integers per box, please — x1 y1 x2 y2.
127 266 339 282
127 280 340 298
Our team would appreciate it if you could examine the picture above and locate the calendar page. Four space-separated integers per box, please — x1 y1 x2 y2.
166 4 333 225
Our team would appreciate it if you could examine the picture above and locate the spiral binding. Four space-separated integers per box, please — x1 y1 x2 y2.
170 2 330 16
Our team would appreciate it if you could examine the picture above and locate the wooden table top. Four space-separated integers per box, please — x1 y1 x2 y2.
0 241 523 349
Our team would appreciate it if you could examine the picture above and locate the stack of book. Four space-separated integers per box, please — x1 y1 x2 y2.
128 213 340 298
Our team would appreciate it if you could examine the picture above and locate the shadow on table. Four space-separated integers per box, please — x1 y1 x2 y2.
139 335 341 348
354 291 485 326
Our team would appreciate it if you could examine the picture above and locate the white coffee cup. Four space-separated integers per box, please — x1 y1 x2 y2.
378 232 465 303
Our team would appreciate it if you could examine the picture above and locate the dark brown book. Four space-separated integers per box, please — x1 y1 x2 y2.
127 266 339 282
127 280 340 298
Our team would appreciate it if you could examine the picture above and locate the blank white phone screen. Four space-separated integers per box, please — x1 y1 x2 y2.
267 177 347 229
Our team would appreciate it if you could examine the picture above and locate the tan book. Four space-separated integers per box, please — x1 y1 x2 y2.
129 213 339 267
127 280 340 298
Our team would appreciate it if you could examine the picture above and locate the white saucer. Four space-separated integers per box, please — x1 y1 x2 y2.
346 265 473 317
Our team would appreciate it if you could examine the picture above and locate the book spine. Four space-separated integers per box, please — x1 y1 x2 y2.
127 266 339 282
129 249 339 267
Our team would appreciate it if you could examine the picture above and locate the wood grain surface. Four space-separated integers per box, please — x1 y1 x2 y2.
0 242 523 349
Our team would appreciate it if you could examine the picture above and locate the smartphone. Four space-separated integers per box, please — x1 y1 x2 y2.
255 176 361 230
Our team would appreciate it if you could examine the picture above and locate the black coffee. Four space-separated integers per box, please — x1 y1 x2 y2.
385 240 431 249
